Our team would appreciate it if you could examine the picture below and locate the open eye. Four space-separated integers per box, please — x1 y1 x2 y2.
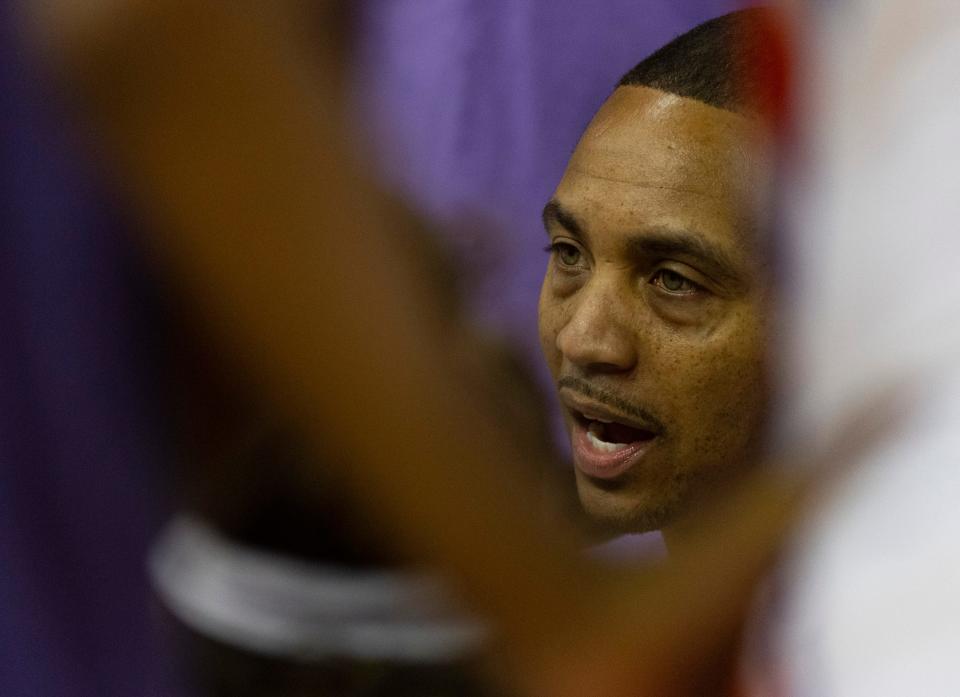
651 268 699 294
546 241 584 268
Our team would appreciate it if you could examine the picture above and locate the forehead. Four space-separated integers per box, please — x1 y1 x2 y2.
556 86 765 250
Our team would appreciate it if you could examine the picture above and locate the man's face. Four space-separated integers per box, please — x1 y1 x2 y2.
538 86 770 533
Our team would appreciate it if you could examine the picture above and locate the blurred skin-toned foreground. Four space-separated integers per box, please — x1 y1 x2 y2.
21 2 824 694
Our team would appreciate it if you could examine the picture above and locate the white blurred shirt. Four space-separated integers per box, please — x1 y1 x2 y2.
762 2 960 695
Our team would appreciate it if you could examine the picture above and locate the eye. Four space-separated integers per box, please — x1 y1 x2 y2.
651 268 699 294
546 241 584 268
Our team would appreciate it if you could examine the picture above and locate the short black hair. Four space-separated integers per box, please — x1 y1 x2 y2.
617 7 778 115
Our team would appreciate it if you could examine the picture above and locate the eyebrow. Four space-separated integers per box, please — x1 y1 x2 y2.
542 199 746 289
628 233 744 288
542 200 584 240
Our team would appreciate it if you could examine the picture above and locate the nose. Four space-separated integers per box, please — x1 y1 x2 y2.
555 278 637 374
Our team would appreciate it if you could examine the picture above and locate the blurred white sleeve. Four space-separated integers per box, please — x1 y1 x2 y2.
773 2 960 695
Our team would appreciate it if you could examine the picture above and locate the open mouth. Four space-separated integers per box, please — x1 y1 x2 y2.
556 383 665 479
582 416 657 452
566 404 662 480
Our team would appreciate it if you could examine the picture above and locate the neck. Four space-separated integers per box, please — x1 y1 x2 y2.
660 522 690 553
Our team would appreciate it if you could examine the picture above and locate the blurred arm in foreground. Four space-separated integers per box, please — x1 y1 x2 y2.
21 2 808 694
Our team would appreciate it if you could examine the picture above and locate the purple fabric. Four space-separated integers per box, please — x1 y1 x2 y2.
1 17 171 697
354 0 747 377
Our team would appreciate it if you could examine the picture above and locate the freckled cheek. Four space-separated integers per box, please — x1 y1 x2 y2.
647 335 765 421
679 347 769 451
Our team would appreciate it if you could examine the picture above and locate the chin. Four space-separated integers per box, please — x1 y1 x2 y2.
577 482 679 535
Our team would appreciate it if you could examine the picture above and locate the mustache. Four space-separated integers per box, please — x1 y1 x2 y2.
557 375 667 435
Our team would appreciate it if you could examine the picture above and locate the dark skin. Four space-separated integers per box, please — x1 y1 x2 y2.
539 86 772 541
26 3 813 695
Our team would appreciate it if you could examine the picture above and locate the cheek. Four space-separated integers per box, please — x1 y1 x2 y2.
676 336 769 450
654 319 767 420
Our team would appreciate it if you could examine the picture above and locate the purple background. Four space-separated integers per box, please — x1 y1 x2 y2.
2 2 742 694
353 0 745 385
